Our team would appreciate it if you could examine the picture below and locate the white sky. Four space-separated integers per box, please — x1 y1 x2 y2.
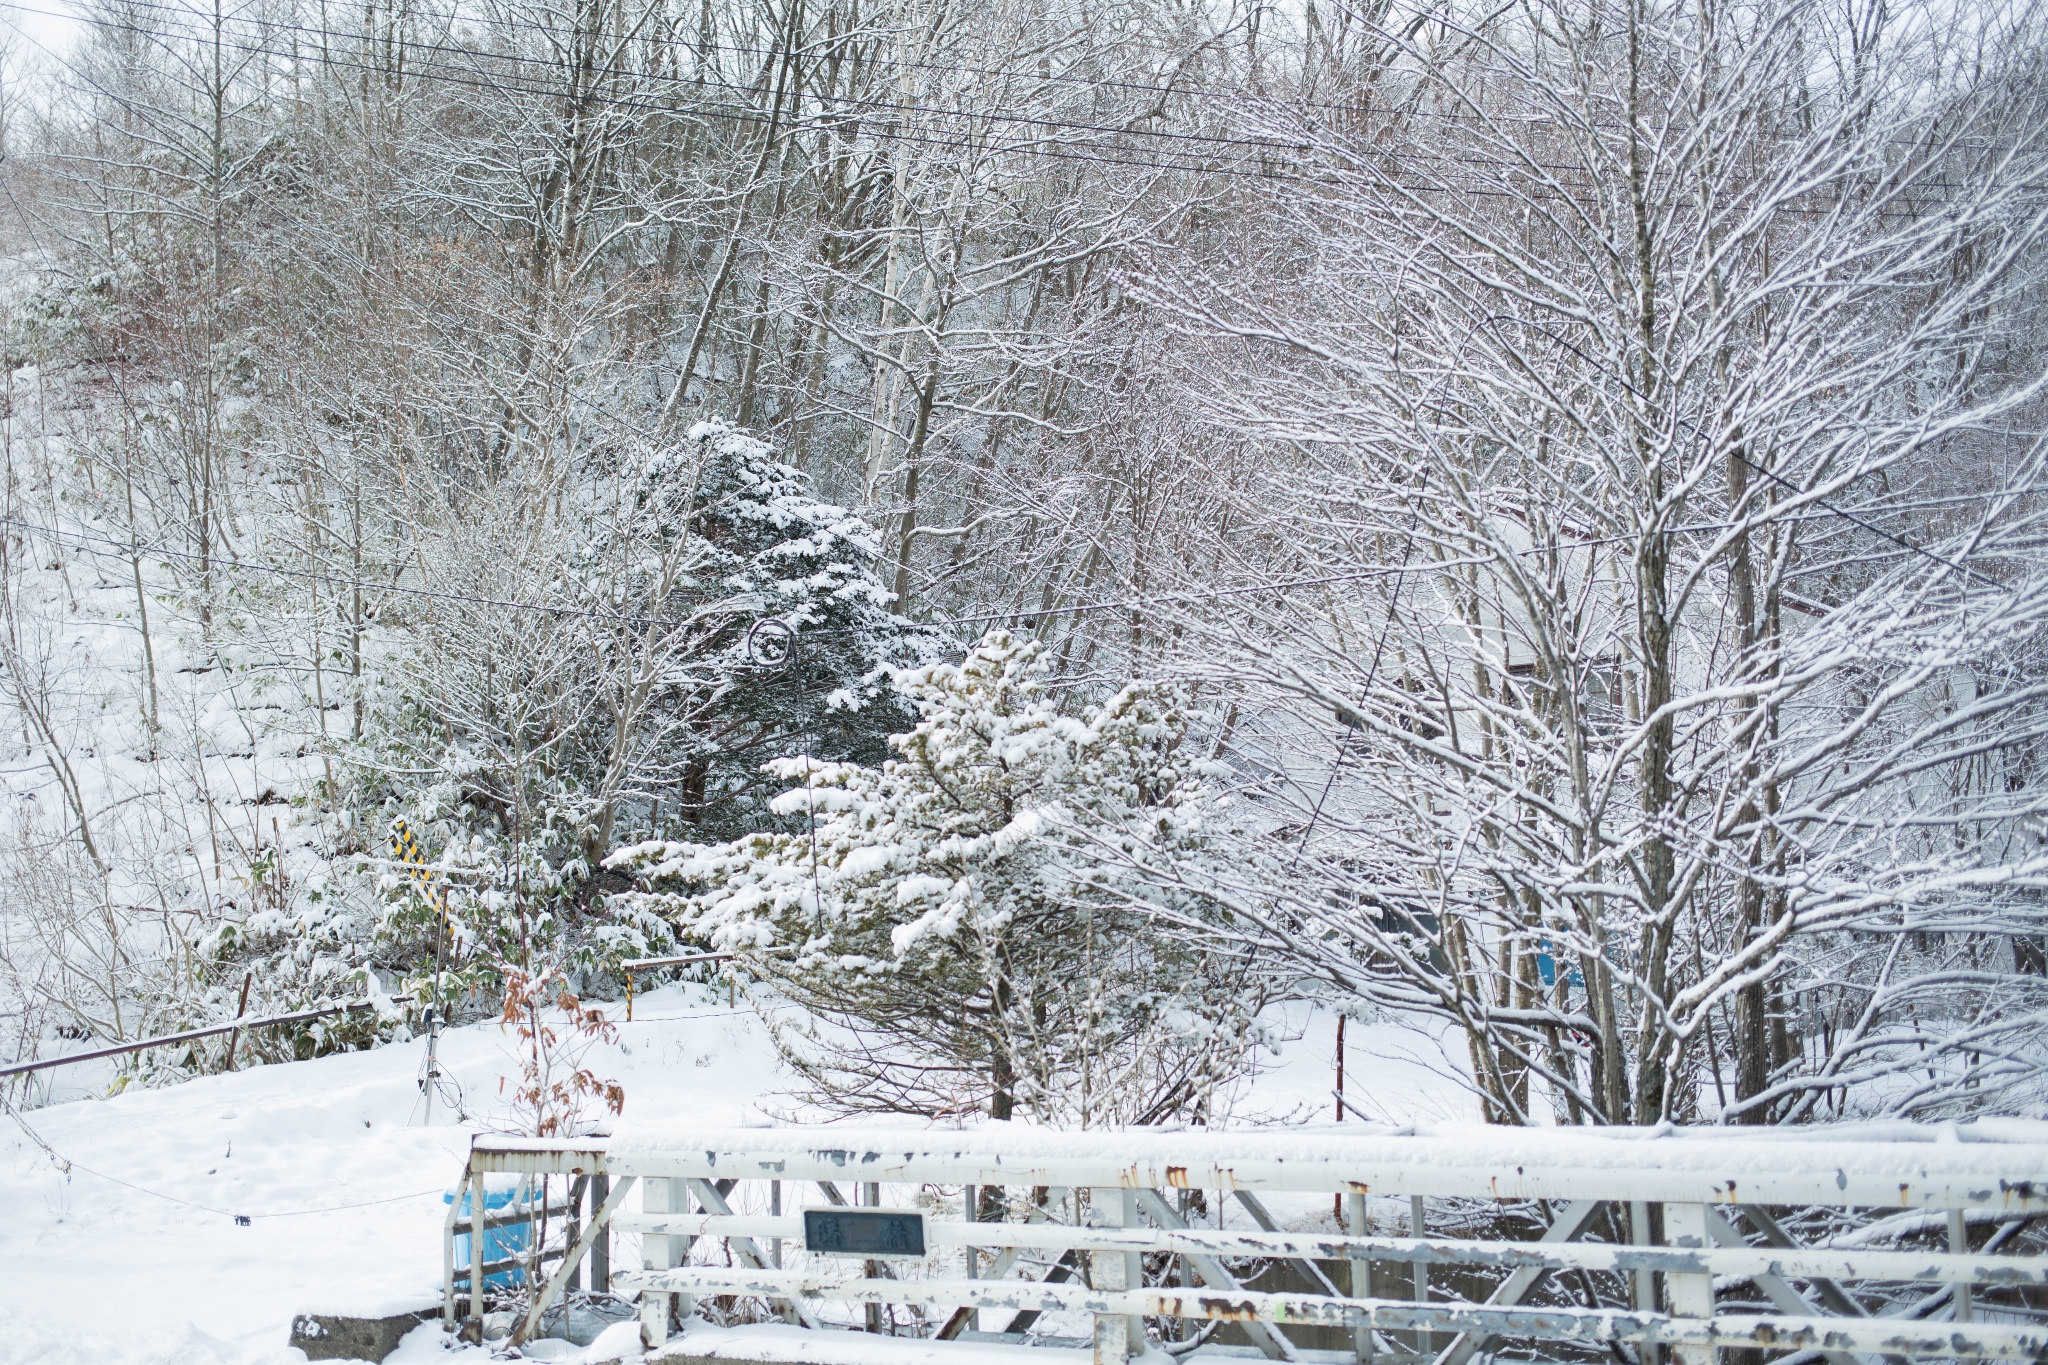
0 1 84 78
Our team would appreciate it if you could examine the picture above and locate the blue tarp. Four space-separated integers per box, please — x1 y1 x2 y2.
445 1181 533 1289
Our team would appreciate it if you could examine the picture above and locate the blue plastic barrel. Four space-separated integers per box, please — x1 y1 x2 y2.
446 1180 533 1289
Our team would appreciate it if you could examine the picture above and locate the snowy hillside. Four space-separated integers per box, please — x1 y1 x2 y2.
0 986 1475 1365
1 1 2045 1360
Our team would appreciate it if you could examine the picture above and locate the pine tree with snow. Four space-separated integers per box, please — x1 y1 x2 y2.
609 630 1265 1126
366 420 945 1013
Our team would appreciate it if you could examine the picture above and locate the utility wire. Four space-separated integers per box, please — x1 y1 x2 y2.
1490 316 2016 592
0 510 1435 638
0 3 1393 189
4 453 2034 654
5 0 2038 207
26 0 2030 165
4 1092 445 1220
0 18 2025 621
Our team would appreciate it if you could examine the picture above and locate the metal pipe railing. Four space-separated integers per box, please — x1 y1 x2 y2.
448 1124 2048 1363
609 1210 2047 1285
613 1264 2048 1359
0 996 391 1078
618 946 797 1019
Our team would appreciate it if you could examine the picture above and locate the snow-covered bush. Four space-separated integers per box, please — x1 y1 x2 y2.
610 630 1266 1126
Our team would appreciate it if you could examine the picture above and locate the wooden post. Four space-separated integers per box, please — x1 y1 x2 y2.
1090 1186 1132 1365
1663 1203 1714 1365
770 1179 783 1270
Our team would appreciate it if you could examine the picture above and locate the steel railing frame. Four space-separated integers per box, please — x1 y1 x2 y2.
446 1124 2048 1363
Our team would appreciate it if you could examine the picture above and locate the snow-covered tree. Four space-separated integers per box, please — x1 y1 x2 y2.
365 420 945 1011
1140 0 2048 1125
609 631 1264 1125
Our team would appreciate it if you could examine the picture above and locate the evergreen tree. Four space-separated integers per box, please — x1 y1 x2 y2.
610 631 1264 1125
369 420 945 1009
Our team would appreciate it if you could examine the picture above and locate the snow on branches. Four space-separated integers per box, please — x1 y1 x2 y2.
609 631 1266 1126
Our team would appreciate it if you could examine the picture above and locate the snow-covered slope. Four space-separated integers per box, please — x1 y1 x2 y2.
0 989 1472 1365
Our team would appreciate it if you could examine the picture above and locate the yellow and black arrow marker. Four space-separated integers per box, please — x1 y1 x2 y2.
389 816 450 924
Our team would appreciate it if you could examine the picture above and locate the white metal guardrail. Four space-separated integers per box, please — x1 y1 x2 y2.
445 1122 2048 1363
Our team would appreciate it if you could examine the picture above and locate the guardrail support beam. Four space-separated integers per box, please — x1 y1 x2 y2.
687 1177 816 1328
1952 1209 1974 1323
1134 1188 1298 1361
1091 1187 1131 1365
1663 1203 1713 1365
513 1175 637 1348
1347 1192 1372 1363
468 1164 485 1333
1433 1198 1602 1365
591 1174 610 1293
1703 1206 1856 1365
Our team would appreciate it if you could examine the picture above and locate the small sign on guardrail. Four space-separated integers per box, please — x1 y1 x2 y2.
802 1208 926 1258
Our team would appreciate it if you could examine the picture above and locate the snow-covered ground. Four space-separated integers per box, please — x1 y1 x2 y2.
0 986 1475 1365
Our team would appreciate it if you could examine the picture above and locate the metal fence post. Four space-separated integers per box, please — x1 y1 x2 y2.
1411 1194 1430 1356
639 1175 671 1348
566 1176 584 1295
1091 1187 1132 1365
771 1179 784 1270
1663 1203 1714 1365
590 1173 610 1293
1632 1199 1659 1365
468 1164 485 1333
1122 1188 1144 1349
673 1177 695 1329
863 1181 883 1333
1349 1191 1372 1362
962 1183 978 1334
1950 1208 1973 1322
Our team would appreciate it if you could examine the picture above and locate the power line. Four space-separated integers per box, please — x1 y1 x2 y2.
36 0 1330 161
51 0 2033 163
0 10 2027 616
0 4 1333 187
0 510 1433 639
4 1092 444 1220
9 0 2038 206
6 455 2035 653
1490 316 2016 592
0 0 1323 174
